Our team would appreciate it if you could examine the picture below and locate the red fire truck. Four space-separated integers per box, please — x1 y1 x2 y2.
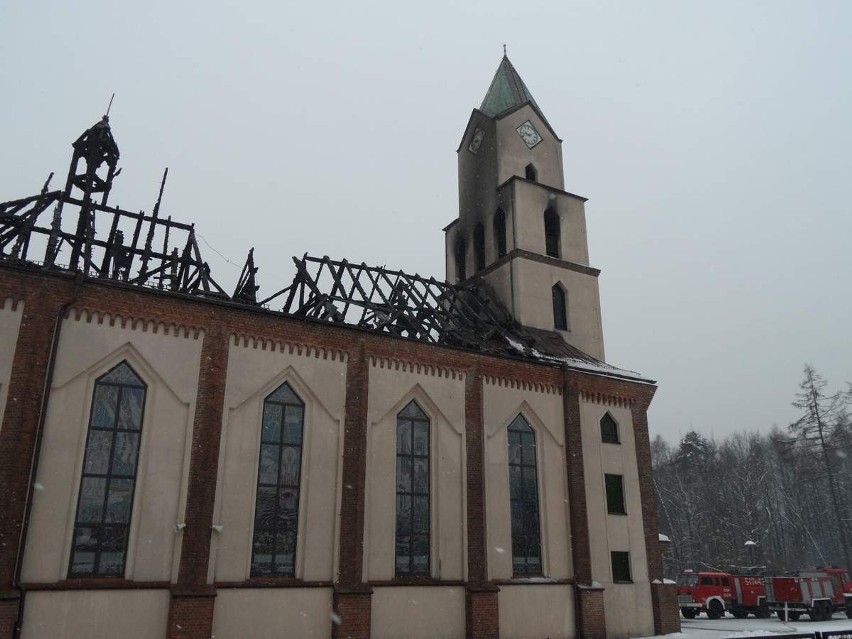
765 567 852 621
676 570 769 619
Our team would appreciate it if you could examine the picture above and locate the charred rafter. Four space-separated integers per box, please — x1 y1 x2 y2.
262 254 531 353
0 117 227 298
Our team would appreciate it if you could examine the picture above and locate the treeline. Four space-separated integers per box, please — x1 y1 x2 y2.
653 366 852 577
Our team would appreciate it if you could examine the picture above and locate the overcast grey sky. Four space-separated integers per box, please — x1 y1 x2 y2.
2 0 850 443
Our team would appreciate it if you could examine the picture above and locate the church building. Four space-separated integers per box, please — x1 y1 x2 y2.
0 55 679 639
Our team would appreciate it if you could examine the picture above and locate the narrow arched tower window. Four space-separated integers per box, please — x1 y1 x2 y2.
70 361 146 578
508 415 542 576
525 163 537 182
396 400 430 576
251 382 305 577
474 223 486 272
494 209 507 258
552 284 568 331
455 237 467 281
544 209 560 258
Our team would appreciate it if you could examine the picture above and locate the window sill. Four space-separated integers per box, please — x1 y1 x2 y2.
495 577 573 586
24 579 170 591
607 511 628 516
613 580 634 585
216 578 333 589
372 576 465 587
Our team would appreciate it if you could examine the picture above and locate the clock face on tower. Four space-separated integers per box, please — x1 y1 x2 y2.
468 128 485 154
516 120 543 149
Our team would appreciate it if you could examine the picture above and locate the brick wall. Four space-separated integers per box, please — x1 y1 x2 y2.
0 266 664 639
651 582 681 635
577 587 607 639
466 587 499 639
167 591 215 639
0 597 19 638
332 590 371 639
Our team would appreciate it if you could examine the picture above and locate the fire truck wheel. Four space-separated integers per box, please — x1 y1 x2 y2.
731 610 747 619
788 611 800 621
681 608 697 619
846 605 852 619
707 600 724 619
756 604 770 619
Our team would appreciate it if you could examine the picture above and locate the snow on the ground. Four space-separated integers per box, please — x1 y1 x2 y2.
640 612 852 638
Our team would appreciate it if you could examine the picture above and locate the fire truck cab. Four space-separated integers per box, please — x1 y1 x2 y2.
676 571 732 619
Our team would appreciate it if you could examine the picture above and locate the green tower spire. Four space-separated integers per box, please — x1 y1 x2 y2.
479 54 541 117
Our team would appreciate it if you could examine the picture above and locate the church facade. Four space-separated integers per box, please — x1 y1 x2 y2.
0 56 679 639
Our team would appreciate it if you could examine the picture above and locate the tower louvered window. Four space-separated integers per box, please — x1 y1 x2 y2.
70 362 146 577
494 209 507 258
474 223 486 272
544 208 560 258
251 382 305 577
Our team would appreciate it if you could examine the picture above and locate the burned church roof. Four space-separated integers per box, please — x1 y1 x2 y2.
0 116 649 383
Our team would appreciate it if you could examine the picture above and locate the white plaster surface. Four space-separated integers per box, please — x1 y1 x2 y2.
212 587 333 639
370 586 465 639
21 589 169 639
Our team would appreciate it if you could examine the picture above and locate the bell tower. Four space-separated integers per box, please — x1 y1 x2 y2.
444 54 605 360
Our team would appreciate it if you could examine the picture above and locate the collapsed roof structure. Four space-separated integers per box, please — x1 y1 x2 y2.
0 115 646 381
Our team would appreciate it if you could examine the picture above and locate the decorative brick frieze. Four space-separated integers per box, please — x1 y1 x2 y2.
368 354 464 379
230 333 348 361
68 307 203 339
483 374 561 395
0 297 22 312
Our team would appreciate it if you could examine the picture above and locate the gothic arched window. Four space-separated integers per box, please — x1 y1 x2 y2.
508 415 542 576
69 361 146 577
525 163 538 182
600 412 620 444
455 237 467 281
544 208 560 258
552 284 568 331
474 223 486 272
494 209 507 258
396 400 430 576
251 382 305 577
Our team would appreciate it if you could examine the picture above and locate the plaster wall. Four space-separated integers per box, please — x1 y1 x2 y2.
580 400 654 638
0 298 23 437
21 589 169 639
364 363 466 581
21 314 201 582
211 339 346 582
512 259 605 361
498 584 575 639
370 586 464 639
212 587 333 639
483 381 571 580
495 106 565 190
511 181 588 265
